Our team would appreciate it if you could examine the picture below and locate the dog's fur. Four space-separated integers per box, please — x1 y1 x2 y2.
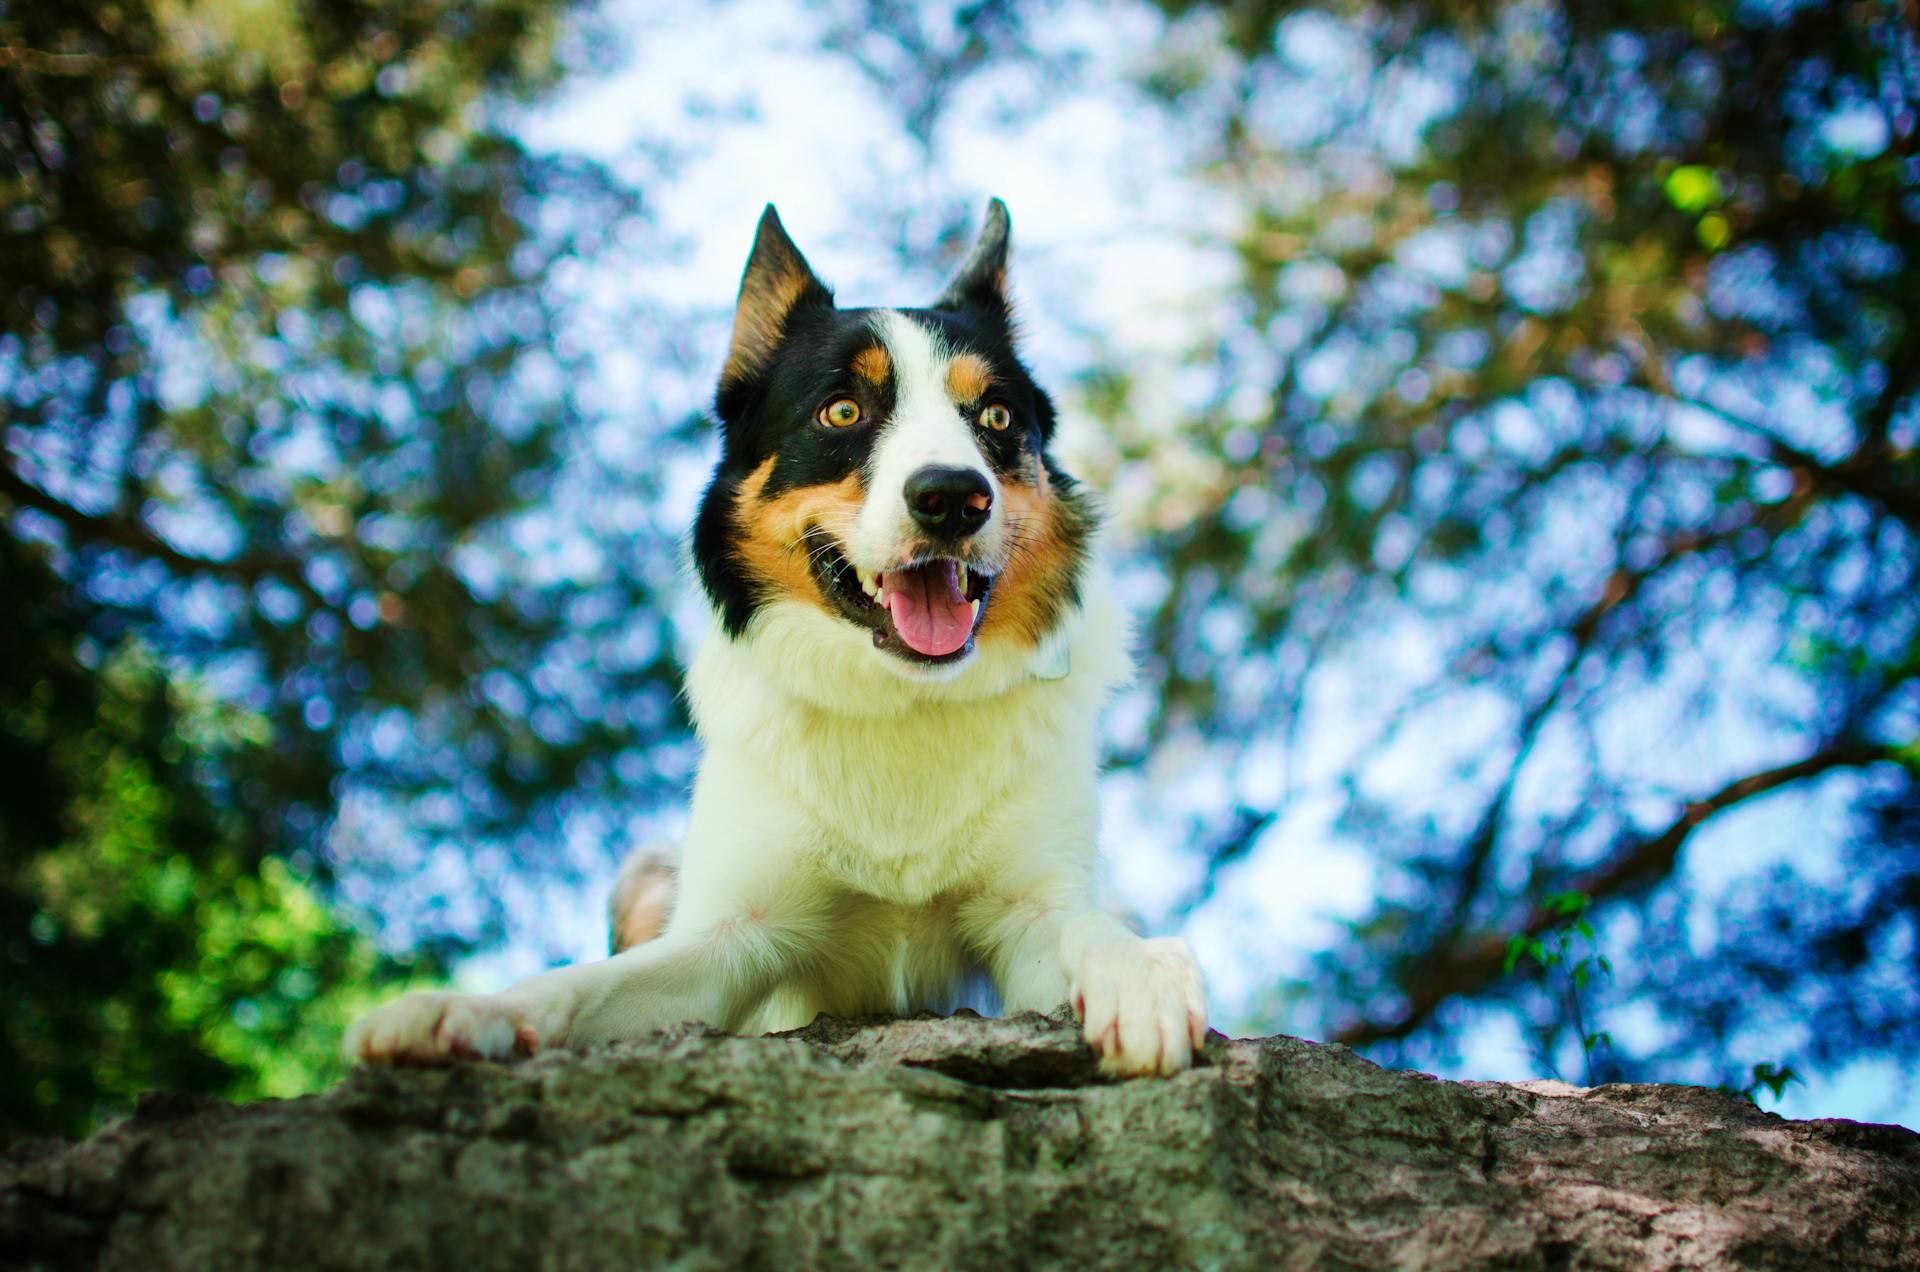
345 201 1209 1077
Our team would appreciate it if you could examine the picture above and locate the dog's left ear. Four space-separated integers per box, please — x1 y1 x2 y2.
932 197 1012 320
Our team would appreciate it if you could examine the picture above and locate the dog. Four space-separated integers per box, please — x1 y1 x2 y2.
344 200 1209 1077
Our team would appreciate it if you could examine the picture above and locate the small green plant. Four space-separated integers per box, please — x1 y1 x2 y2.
1505 890 1613 1085
1723 1062 1805 1108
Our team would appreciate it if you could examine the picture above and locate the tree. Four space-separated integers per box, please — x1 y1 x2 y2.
1 532 433 1135
0 0 679 1138
1116 0 1919 1085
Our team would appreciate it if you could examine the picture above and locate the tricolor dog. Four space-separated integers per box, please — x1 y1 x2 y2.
345 200 1209 1077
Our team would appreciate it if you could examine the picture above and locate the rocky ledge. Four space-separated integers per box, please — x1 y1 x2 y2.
3 1011 1916 1269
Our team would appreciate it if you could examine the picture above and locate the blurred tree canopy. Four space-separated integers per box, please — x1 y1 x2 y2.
2 536 429 1134
0 0 684 1139
1109 0 1920 1085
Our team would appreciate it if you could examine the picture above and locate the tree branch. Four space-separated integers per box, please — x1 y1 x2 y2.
1332 737 1900 1049
0 462 328 609
1662 388 1920 527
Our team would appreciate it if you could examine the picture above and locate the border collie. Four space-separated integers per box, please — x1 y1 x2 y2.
346 201 1209 1077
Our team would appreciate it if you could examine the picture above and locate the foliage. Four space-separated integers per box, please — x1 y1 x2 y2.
0 0 675 1138
1503 890 1613 1083
1080 0 1920 1091
1 535 435 1137
1 0 680 914
1727 1060 1805 1108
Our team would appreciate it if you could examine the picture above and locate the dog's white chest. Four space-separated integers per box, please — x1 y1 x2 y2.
768 706 1030 903
682 588 1121 907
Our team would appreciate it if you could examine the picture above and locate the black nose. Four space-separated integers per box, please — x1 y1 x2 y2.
904 465 993 538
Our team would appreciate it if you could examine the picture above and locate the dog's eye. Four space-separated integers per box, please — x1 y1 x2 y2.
978 402 1012 432
818 398 863 428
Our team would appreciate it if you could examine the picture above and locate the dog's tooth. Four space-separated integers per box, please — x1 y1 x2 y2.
857 567 878 600
970 598 981 625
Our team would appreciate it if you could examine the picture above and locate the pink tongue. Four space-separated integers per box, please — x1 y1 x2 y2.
884 561 973 657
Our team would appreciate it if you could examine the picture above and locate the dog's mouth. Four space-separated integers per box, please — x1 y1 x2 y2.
805 530 994 664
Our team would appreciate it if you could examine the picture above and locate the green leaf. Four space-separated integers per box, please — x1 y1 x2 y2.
1664 164 1720 213
1544 891 1590 918
1750 1062 1804 1101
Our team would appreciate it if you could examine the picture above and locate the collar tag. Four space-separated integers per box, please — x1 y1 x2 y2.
1033 643 1071 681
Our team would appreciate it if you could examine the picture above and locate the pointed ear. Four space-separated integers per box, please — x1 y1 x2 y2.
723 205 833 385
932 197 1011 318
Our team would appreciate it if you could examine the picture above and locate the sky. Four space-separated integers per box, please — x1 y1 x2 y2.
436 0 1918 1128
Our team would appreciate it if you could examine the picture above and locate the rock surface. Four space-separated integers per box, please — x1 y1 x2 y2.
3 1010 1916 1269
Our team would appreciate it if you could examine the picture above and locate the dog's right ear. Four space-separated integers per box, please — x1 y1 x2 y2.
722 205 833 387
932 197 1012 319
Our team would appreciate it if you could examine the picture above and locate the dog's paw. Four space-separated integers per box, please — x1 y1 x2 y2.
342 989 570 1067
1071 936 1208 1078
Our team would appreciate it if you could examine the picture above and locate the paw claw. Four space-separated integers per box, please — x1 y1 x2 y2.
345 990 565 1067
1072 936 1208 1078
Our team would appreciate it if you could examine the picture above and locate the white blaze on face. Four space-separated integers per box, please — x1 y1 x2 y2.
847 310 999 568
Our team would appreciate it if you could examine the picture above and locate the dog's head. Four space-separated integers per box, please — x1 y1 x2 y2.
693 200 1095 685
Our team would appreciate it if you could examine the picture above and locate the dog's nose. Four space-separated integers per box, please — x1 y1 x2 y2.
904 465 992 538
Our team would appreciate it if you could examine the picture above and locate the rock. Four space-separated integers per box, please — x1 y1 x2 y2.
2 1010 1915 1269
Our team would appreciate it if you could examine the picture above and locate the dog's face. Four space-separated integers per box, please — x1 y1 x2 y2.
694 201 1094 678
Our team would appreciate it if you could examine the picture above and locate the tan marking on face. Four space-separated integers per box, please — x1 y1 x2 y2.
979 462 1086 648
945 352 991 404
724 271 812 384
852 346 891 385
732 457 865 615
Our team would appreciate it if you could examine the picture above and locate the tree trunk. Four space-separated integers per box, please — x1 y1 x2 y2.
4 1011 1915 1269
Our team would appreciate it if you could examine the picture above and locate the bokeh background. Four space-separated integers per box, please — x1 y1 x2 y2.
5 0 1917 1141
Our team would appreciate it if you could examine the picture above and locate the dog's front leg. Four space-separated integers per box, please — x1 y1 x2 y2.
344 913 805 1065
980 902 1209 1077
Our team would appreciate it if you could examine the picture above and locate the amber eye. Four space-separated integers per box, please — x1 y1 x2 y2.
818 398 862 428
978 402 1012 432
